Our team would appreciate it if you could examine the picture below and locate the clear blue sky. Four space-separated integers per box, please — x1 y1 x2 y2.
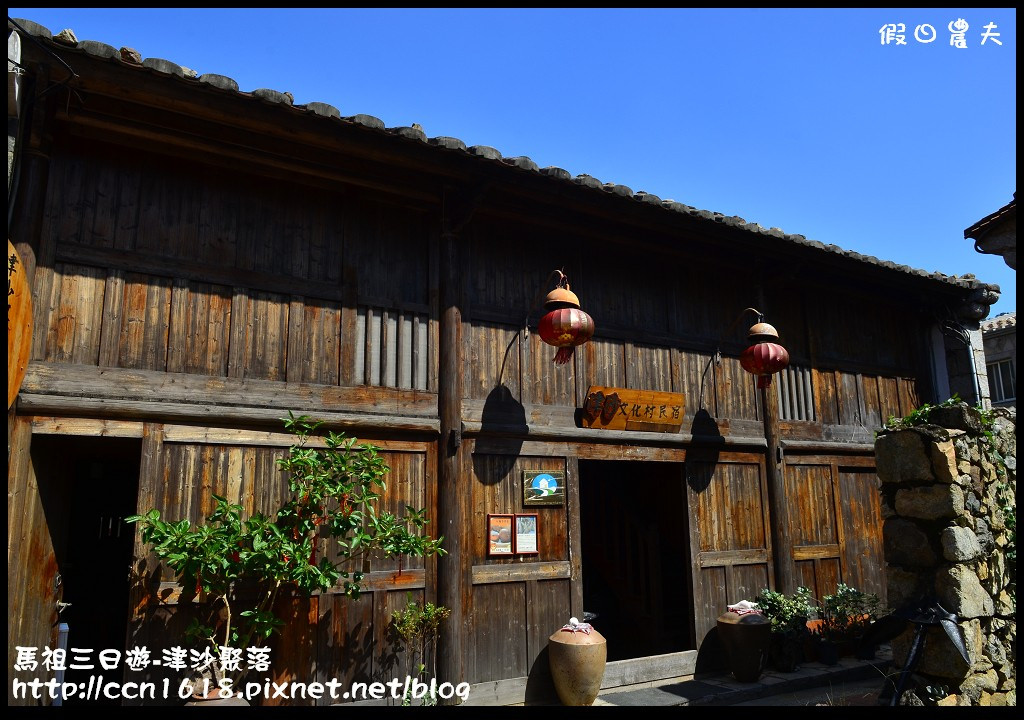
10 8 1017 318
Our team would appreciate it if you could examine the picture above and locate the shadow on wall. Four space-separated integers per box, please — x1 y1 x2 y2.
693 624 729 676
686 409 723 493
473 384 526 485
523 645 558 705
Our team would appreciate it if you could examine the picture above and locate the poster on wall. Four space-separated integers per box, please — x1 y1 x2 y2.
523 470 565 506
487 514 514 555
515 514 538 554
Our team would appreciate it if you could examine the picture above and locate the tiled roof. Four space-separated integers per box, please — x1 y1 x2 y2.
982 312 1016 334
10 17 1003 305
965 193 1016 240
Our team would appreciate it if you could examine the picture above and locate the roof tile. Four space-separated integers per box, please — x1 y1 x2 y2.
305 101 340 118
78 40 117 59
142 57 185 77
469 145 502 160
251 88 293 105
429 136 467 151
392 126 427 142
347 114 385 129
198 74 239 91
540 167 572 180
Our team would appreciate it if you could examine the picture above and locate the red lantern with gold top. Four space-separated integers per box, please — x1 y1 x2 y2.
538 279 594 365
740 321 789 388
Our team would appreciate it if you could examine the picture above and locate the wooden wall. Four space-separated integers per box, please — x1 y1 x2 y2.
123 426 435 706
686 454 772 645
32 142 436 401
7 415 62 706
462 213 928 447
781 455 885 605
466 452 570 684
32 141 929 437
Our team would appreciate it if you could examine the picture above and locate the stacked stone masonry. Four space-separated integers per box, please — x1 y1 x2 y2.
875 404 1016 706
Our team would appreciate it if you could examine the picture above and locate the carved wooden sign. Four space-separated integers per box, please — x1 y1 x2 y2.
581 386 685 432
8 239 32 409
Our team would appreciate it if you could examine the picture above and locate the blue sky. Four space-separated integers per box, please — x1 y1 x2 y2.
9 8 1016 318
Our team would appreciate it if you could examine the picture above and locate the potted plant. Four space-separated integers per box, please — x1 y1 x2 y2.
819 583 882 661
128 413 446 704
755 586 815 672
389 594 451 705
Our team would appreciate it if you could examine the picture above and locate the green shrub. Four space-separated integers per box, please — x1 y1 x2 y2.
755 586 815 634
820 583 882 643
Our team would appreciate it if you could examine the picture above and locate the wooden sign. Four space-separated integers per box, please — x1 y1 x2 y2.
523 470 565 506
8 239 32 409
581 386 684 433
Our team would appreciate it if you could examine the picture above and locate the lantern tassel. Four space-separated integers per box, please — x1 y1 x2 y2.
553 347 574 365
757 375 772 389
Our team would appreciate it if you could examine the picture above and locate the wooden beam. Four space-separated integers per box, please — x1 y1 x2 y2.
61 110 441 206
697 549 770 567
784 453 875 467
29 416 144 437
470 561 571 584
19 394 440 434
461 419 767 449
761 383 793 593
21 362 439 424
780 440 876 454
793 544 841 561
567 457 584 620
436 193 467 697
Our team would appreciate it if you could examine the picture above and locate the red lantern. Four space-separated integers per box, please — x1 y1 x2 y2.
537 281 594 365
740 321 789 388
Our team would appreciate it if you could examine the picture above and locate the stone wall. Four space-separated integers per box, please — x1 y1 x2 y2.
875 404 1016 707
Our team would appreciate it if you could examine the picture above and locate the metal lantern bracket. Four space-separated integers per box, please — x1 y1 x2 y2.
498 269 591 385
696 307 790 413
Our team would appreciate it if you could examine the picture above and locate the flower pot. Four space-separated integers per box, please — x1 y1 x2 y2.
182 678 250 706
548 624 607 706
802 633 821 663
818 639 840 666
855 642 877 660
768 632 803 673
716 611 771 682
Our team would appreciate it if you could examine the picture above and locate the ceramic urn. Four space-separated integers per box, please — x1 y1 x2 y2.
548 618 607 706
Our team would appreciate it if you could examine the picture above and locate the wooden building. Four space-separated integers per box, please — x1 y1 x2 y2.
7 18 1001 705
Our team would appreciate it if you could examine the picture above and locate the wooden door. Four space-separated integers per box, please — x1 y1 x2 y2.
686 453 773 647
779 455 884 605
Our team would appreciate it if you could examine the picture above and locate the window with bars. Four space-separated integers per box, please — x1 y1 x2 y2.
775 364 816 421
354 305 430 390
987 359 1016 404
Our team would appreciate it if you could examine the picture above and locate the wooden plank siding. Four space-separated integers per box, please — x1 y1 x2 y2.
32 145 437 408
7 415 62 705
836 467 888 603
686 455 772 646
780 455 884 605
468 451 571 686
121 431 435 705
470 455 568 565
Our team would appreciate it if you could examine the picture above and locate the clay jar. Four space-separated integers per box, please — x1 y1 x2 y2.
716 610 771 682
548 624 607 706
